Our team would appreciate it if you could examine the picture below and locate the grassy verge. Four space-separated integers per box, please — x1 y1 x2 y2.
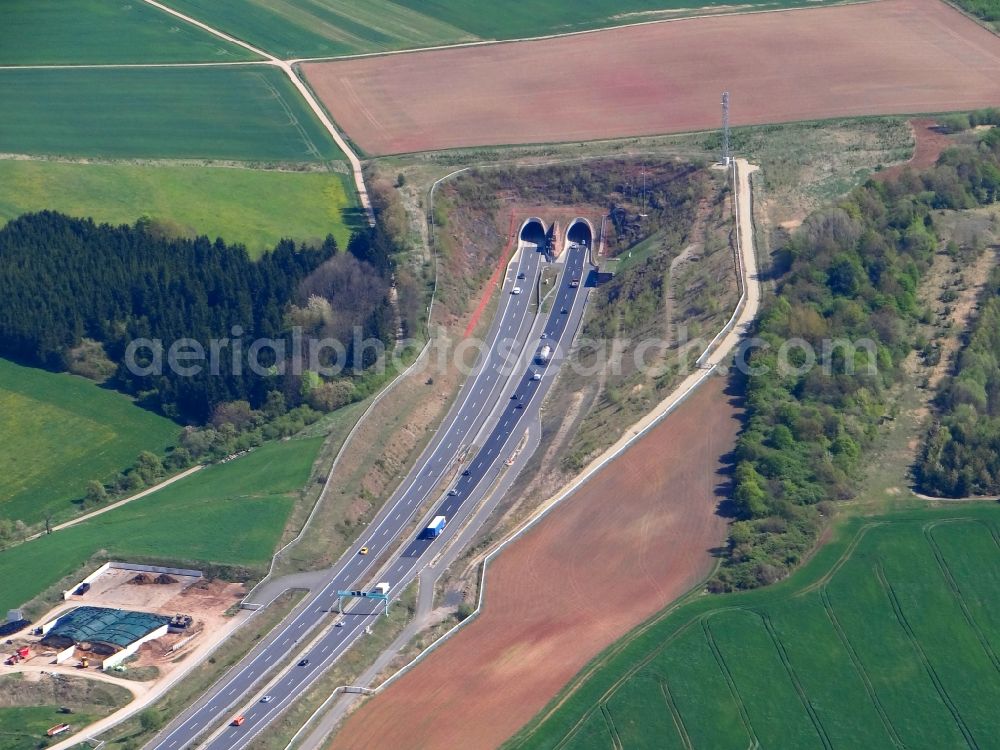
97 590 306 748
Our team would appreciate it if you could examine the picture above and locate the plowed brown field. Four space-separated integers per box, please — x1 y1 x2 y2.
303 0 1000 156
328 374 740 750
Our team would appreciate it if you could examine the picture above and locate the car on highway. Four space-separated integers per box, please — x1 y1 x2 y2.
261 695 273 703
462 469 471 476
517 272 526 279
335 621 344 628
359 547 369 555
531 371 541 381
448 488 459 496
299 658 310 667
561 307 568 314
511 286 522 295
540 332 547 339
515 403 524 409
570 278 580 288
231 716 245 727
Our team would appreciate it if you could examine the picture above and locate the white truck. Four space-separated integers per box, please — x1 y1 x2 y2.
536 344 552 364
374 582 390 595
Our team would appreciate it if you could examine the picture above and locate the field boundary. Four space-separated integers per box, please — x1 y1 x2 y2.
135 0 374 223
287 0 877 65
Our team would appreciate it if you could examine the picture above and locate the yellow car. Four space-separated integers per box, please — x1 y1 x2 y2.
359 547 369 555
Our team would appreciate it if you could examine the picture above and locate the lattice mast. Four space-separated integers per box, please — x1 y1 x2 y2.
721 91 731 166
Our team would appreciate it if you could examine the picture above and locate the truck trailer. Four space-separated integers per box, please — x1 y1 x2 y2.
422 515 447 539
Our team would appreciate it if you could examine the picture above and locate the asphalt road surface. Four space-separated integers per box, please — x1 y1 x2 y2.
148 228 592 750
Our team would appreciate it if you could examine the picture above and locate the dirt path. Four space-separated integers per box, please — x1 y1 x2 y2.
25 465 203 542
133 0 374 224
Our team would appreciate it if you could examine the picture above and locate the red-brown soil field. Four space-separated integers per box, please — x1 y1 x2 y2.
303 0 1000 156
328 374 740 750
876 117 954 181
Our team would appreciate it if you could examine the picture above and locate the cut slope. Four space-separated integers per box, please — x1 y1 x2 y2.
303 0 1000 155
328 375 738 750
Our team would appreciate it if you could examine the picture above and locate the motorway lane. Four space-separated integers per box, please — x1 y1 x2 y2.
204 242 593 750
148 237 545 750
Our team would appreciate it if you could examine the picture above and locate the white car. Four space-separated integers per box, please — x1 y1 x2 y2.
532 371 541 381
261 695 273 703
511 286 522 295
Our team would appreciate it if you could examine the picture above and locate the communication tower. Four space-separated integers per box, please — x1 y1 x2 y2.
721 91 731 166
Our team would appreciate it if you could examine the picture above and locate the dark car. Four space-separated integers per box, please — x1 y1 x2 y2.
299 658 310 667
462 469 471 476
515 403 524 409
517 272 526 280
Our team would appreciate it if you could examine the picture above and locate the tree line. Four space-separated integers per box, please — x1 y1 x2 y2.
918 263 1000 496
713 126 1000 591
0 210 406 423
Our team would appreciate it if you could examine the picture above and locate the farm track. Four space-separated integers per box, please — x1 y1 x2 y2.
0 0 377 224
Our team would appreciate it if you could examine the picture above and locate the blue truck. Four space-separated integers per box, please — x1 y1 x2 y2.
421 515 447 539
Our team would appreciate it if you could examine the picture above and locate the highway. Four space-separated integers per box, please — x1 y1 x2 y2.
148 220 593 750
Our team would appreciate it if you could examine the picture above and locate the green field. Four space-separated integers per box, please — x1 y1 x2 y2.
161 0 853 58
0 358 179 528
0 160 359 256
510 505 1000 750
0 706 101 750
0 435 321 614
160 0 477 58
0 66 342 162
0 0 258 65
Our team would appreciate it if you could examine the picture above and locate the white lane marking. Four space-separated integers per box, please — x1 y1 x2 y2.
394 512 401 520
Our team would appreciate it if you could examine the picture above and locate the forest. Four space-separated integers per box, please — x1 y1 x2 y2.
0 211 402 422
919 264 1000 496
714 127 1000 590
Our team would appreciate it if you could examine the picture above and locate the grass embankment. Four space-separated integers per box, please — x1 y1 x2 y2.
0 673 131 750
0 66 342 162
509 504 1000 749
0 437 321 616
0 160 360 257
161 0 851 59
0 0 258 65
0 358 178 528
